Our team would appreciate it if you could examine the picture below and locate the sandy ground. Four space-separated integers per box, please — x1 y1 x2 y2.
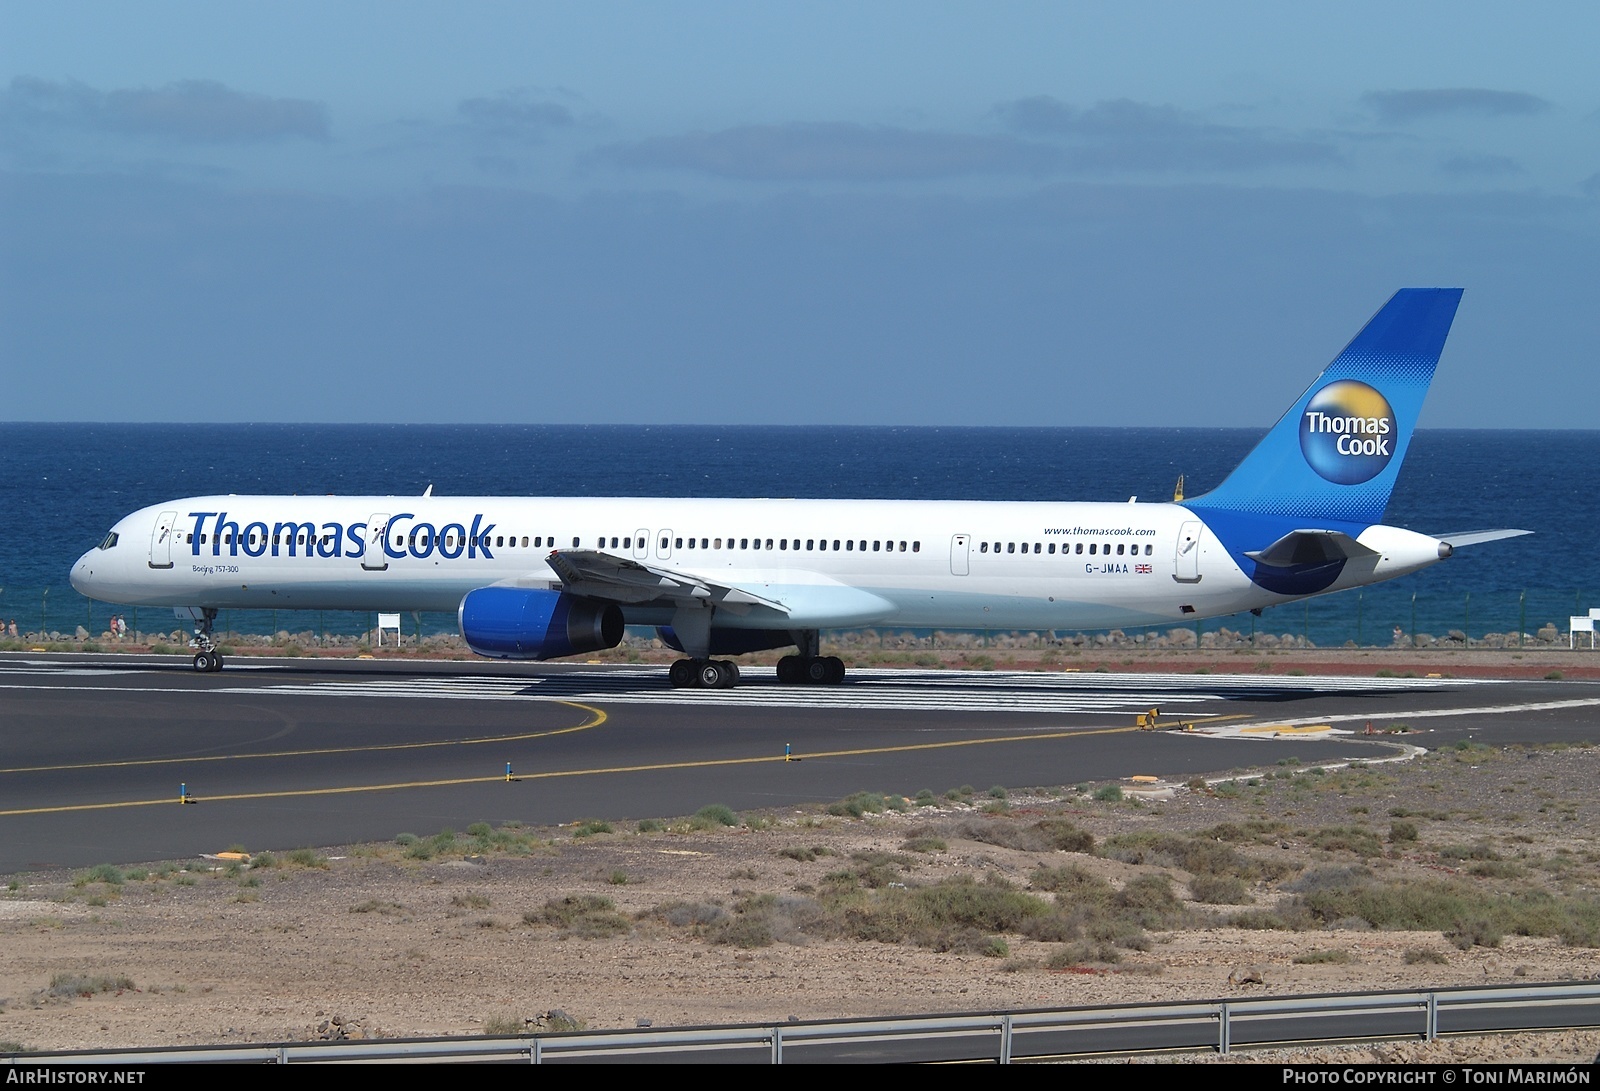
3 648 1600 1063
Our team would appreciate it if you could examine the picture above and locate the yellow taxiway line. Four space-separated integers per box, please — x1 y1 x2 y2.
0 719 1146 816
0 702 608 777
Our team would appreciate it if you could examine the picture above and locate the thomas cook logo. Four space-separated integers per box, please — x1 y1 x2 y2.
1298 380 1396 485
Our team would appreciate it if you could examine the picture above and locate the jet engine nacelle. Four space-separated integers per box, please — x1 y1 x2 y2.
458 587 624 660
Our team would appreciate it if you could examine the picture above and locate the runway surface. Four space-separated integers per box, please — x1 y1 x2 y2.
4 654 1598 873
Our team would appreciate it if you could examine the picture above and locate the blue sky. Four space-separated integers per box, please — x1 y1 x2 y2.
2 2 1597 425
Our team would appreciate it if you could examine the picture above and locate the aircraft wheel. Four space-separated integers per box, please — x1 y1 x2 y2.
719 661 740 687
776 655 801 684
668 659 695 688
824 656 846 685
695 659 730 689
209 653 225 672
193 652 214 673
804 656 830 684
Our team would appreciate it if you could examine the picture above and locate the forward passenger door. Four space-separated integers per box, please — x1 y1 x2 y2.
363 514 390 572
148 510 178 569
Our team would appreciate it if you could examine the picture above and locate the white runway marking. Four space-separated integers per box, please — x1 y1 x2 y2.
0 661 1499 716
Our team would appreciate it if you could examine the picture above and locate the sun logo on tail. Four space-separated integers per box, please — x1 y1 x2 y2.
1298 380 1396 485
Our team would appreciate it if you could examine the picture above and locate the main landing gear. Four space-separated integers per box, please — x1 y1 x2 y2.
663 629 844 689
669 658 741 689
776 655 846 685
667 655 846 688
188 607 224 673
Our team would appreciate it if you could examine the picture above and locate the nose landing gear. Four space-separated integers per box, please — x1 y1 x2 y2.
187 608 224 672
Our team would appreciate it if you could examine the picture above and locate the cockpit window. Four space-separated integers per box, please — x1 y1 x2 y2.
98 532 119 550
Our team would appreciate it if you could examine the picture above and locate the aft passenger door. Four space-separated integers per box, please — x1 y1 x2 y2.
1174 520 1202 583
148 510 179 569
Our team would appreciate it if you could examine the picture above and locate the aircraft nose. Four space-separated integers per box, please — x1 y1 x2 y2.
70 551 100 599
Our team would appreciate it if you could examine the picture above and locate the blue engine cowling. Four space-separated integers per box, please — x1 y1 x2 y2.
459 587 624 660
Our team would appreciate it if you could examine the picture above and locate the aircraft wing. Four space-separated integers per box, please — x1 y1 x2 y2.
537 550 789 615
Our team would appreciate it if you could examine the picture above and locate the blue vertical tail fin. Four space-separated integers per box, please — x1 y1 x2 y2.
1189 288 1462 527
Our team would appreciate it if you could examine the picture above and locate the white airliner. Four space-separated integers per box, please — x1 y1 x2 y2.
72 289 1525 687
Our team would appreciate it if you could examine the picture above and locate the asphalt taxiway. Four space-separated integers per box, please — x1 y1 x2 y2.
3 654 1597 873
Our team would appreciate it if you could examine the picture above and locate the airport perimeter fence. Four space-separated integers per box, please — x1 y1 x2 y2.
3 582 1598 655
8 980 1600 1064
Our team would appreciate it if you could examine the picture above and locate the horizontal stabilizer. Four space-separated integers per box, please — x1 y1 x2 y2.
1245 529 1378 567
1435 529 1533 549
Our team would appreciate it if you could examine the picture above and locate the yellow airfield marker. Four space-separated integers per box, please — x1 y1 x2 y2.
1240 724 1332 736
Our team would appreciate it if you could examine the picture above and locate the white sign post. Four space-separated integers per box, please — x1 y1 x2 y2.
377 612 402 647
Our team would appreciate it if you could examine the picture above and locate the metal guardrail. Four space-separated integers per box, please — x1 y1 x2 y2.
6 981 1599 1064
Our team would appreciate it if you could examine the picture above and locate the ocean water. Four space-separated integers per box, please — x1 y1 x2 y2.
0 423 1593 645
